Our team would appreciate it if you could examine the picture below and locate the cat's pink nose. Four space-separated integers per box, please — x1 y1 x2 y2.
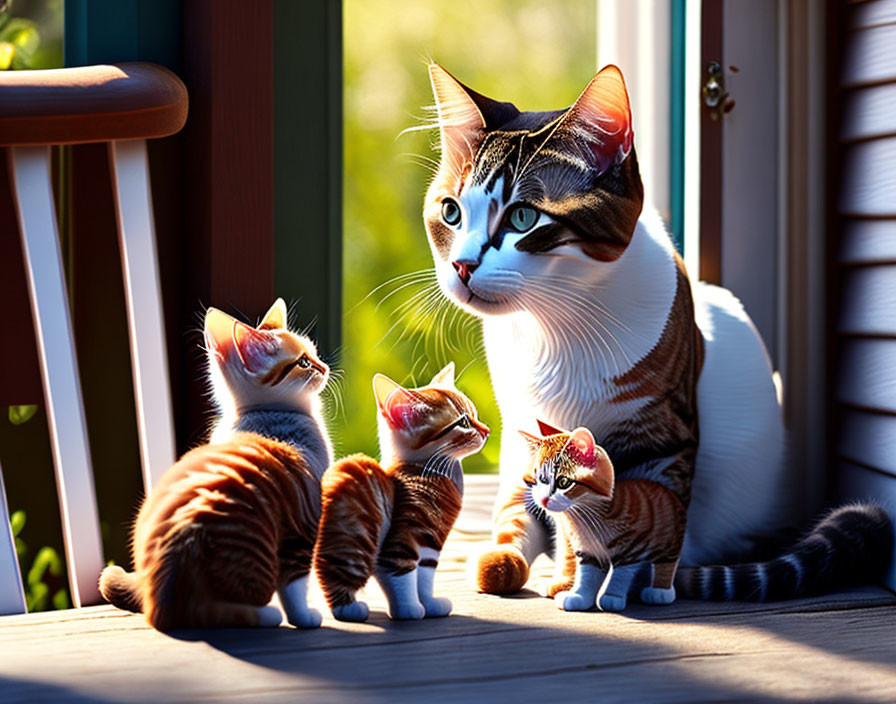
540 497 549 508
452 260 477 285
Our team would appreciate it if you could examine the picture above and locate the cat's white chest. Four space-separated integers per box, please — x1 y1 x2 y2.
480 214 678 438
484 318 651 434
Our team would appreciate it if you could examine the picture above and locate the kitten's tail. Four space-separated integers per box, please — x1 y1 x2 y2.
98 565 143 613
675 503 893 601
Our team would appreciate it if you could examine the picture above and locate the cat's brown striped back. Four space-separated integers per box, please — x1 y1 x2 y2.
112 434 320 629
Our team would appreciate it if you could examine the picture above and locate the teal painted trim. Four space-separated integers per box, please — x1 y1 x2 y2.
64 0 182 70
670 0 686 255
273 0 343 361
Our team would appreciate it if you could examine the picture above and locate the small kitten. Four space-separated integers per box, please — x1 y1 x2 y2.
314 363 489 621
98 299 332 630
522 420 687 612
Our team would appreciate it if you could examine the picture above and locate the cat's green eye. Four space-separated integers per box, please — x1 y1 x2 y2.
508 205 539 233
555 476 573 490
457 414 471 429
441 198 462 227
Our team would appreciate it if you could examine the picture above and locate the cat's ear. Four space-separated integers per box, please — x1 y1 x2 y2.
551 64 634 174
536 419 566 437
428 64 489 179
518 430 543 453
233 320 278 374
373 374 420 429
566 427 613 496
204 307 237 359
566 427 597 466
373 374 401 410
258 298 287 331
430 361 455 387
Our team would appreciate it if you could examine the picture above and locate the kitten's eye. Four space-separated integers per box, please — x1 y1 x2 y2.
441 198 462 227
507 205 538 233
297 355 311 369
556 476 572 490
456 414 471 429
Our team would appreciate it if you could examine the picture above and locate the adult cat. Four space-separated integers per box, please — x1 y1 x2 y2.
420 63 890 598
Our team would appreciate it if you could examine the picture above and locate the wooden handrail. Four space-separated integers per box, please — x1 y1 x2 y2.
0 62 188 146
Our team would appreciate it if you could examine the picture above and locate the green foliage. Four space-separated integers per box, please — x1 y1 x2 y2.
339 0 597 471
8 404 37 425
11 509 71 612
0 0 63 70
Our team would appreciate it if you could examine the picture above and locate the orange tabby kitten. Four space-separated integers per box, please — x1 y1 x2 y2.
522 420 687 611
314 364 489 621
98 300 332 630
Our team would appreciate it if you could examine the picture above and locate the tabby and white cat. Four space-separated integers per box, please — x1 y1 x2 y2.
314 363 489 621
522 420 686 611
421 63 893 600
99 300 331 629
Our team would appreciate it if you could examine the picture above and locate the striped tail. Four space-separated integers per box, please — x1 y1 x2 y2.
675 504 894 601
98 566 142 613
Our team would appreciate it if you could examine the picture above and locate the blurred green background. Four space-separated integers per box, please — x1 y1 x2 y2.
0 0 62 70
340 0 597 472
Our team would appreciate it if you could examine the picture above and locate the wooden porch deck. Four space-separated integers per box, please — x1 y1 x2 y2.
2 476 895 704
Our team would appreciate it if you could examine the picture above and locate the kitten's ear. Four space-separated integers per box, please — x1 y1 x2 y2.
258 298 287 331
204 307 237 359
566 427 597 466
552 64 634 174
566 427 614 496
430 361 455 387
233 320 278 374
518 430 543 453
536 419 566 437
373 374 402 410
373 374 419 429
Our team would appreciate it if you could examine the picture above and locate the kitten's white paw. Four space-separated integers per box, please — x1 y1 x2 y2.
422 596 452 618
332 601 370 622
640 586 676 605
598 593 628 612
555 590 595 611
389 601 426 621
287 607 323 629
256 605 283 627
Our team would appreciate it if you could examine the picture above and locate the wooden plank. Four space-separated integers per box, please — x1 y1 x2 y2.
840 218 896 264
837 408 896 477
839 137 896 216
837 460 896 590
109 140 176 491
842 82 896 142
7 147 104 607
836 338 896 413
850 0 896 30
838 264 896 334
0 589 894 703
842 23 896 87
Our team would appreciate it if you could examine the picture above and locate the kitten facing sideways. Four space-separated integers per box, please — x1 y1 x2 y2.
314 363 489 621
99 299 332 630
521 420 686 612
